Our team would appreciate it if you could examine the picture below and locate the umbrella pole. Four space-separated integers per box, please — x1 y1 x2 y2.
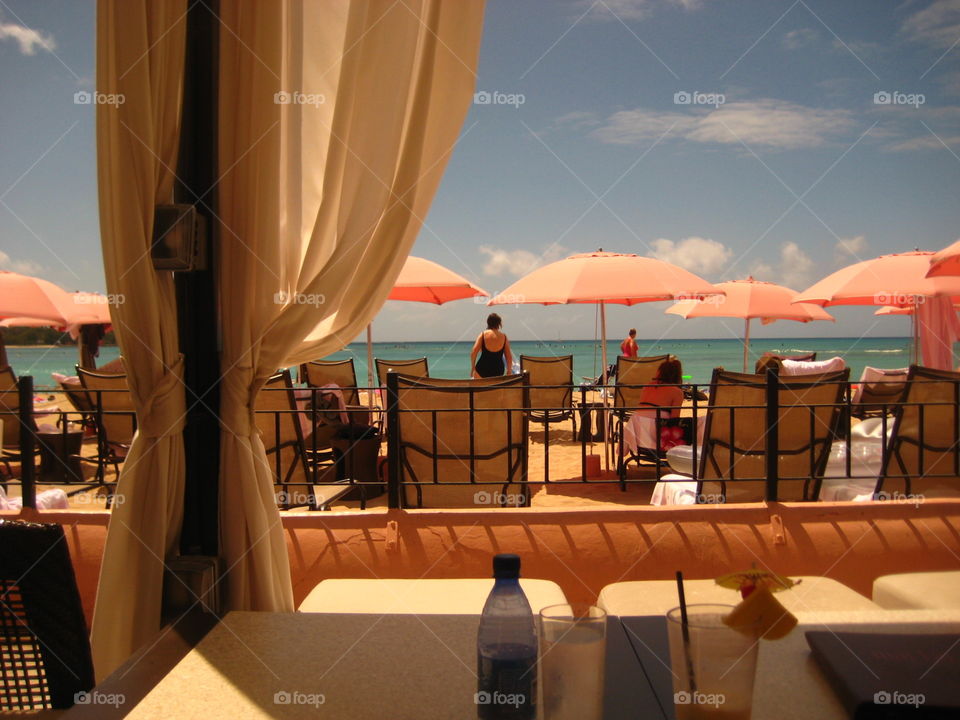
0 329 7 369
743 318 751 373
366 323 375 410
600 301 609 472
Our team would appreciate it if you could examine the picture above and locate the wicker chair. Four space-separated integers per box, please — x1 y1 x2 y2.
877 365 960 499
390 373 528 508
0 519 94 711
851 366 909 420
0 366 35 478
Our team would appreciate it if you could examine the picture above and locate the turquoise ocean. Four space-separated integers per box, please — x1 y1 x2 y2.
9 336 915 388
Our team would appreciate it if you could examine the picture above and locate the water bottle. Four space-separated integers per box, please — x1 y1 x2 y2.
476 554 537 719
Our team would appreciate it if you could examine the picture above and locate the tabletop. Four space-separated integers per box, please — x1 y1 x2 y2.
620 609 960 720
120 611 658 719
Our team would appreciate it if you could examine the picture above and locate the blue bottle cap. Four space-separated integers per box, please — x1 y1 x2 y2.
492 553 521 579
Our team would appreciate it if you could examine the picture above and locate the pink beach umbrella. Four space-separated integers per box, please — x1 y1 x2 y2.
487 250 723 470
666 277 834 371
927 239 960 278
363 256 488 390
795 251 960 369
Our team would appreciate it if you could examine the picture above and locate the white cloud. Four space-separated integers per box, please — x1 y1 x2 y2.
0 250 44 275
647 236 732 276
782 28 818 50
835 235 867 261
580 0 709 21
745 242 816 290
591 99 856 150
886 134 960 152
0 17 55 55
479 245 568 277
902 0 960 48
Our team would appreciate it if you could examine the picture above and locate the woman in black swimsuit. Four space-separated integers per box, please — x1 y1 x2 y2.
470 313 513 378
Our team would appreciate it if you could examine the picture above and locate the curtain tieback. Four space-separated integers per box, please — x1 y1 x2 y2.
136 355 188 438
219 371 269 438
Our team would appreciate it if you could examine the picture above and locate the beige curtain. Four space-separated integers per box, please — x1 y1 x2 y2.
217 0 485 609
90 1 187 679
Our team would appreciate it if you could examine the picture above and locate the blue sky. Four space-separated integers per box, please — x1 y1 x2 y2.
1 0 958 345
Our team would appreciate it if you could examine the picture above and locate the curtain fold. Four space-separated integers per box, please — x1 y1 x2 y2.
90 0 187 680
217 0 485 610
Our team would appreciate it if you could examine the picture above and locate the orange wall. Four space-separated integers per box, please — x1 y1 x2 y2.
12 500 960 623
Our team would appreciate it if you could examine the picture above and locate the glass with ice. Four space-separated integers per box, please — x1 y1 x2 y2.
666 604 760 720
538 603 606 720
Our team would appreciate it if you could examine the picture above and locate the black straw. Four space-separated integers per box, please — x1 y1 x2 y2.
676 571 698 694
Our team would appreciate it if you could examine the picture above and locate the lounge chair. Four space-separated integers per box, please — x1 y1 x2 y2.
0 366 35 477
375 357 428 388
77 367 137 487
0 519 95 710
520 355 575 481
850 366 909 419
299 358 361 406
610 354 671 470
652 367 849 504
876 365 960 499
256 369 347 510
387 373 528 508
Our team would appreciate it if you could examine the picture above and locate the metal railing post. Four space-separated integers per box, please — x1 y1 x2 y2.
18 376 36 509
765 369 779 502
386 372 400 509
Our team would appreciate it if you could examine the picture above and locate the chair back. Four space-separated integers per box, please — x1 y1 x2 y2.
300 358 360 406
77 368 136 447
520 355 573 422
697 368 848 502
614 355 671 414
376 357 428 387
392 373 528 508
879 365 960 498
851 366 909 418
0 519 94 710
0 366 31 450
256 370 307 485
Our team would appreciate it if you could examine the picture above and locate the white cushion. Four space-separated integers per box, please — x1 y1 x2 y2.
781 356 845 376
872 571 960 610
599 577 878 615
298 578 568 614
650 475 698 505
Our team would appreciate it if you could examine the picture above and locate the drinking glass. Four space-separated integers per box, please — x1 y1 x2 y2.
538 603 606 720
666 604 760 720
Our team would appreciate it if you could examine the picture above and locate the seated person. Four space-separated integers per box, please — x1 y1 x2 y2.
638 358 684 419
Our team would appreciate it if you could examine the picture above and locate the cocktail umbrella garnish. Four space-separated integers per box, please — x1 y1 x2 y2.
715 566 800 598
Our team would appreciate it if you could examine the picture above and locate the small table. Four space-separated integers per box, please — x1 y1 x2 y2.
36 426 84 483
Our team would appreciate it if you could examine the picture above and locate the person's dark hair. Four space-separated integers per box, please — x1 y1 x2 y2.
657 358 682 385
754 355 783 376
628 328 637 337
486 313 502 330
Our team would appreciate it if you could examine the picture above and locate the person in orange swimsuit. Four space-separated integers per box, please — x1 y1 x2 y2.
620 328 638 358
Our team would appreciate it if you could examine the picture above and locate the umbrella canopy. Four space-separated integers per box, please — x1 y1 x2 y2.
795 251 960 369
363 256 488 392
388 256 488 304
927 239 960 278
794 251 960 306
666 277 834 371
0 271 78 324
488 251 722 471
